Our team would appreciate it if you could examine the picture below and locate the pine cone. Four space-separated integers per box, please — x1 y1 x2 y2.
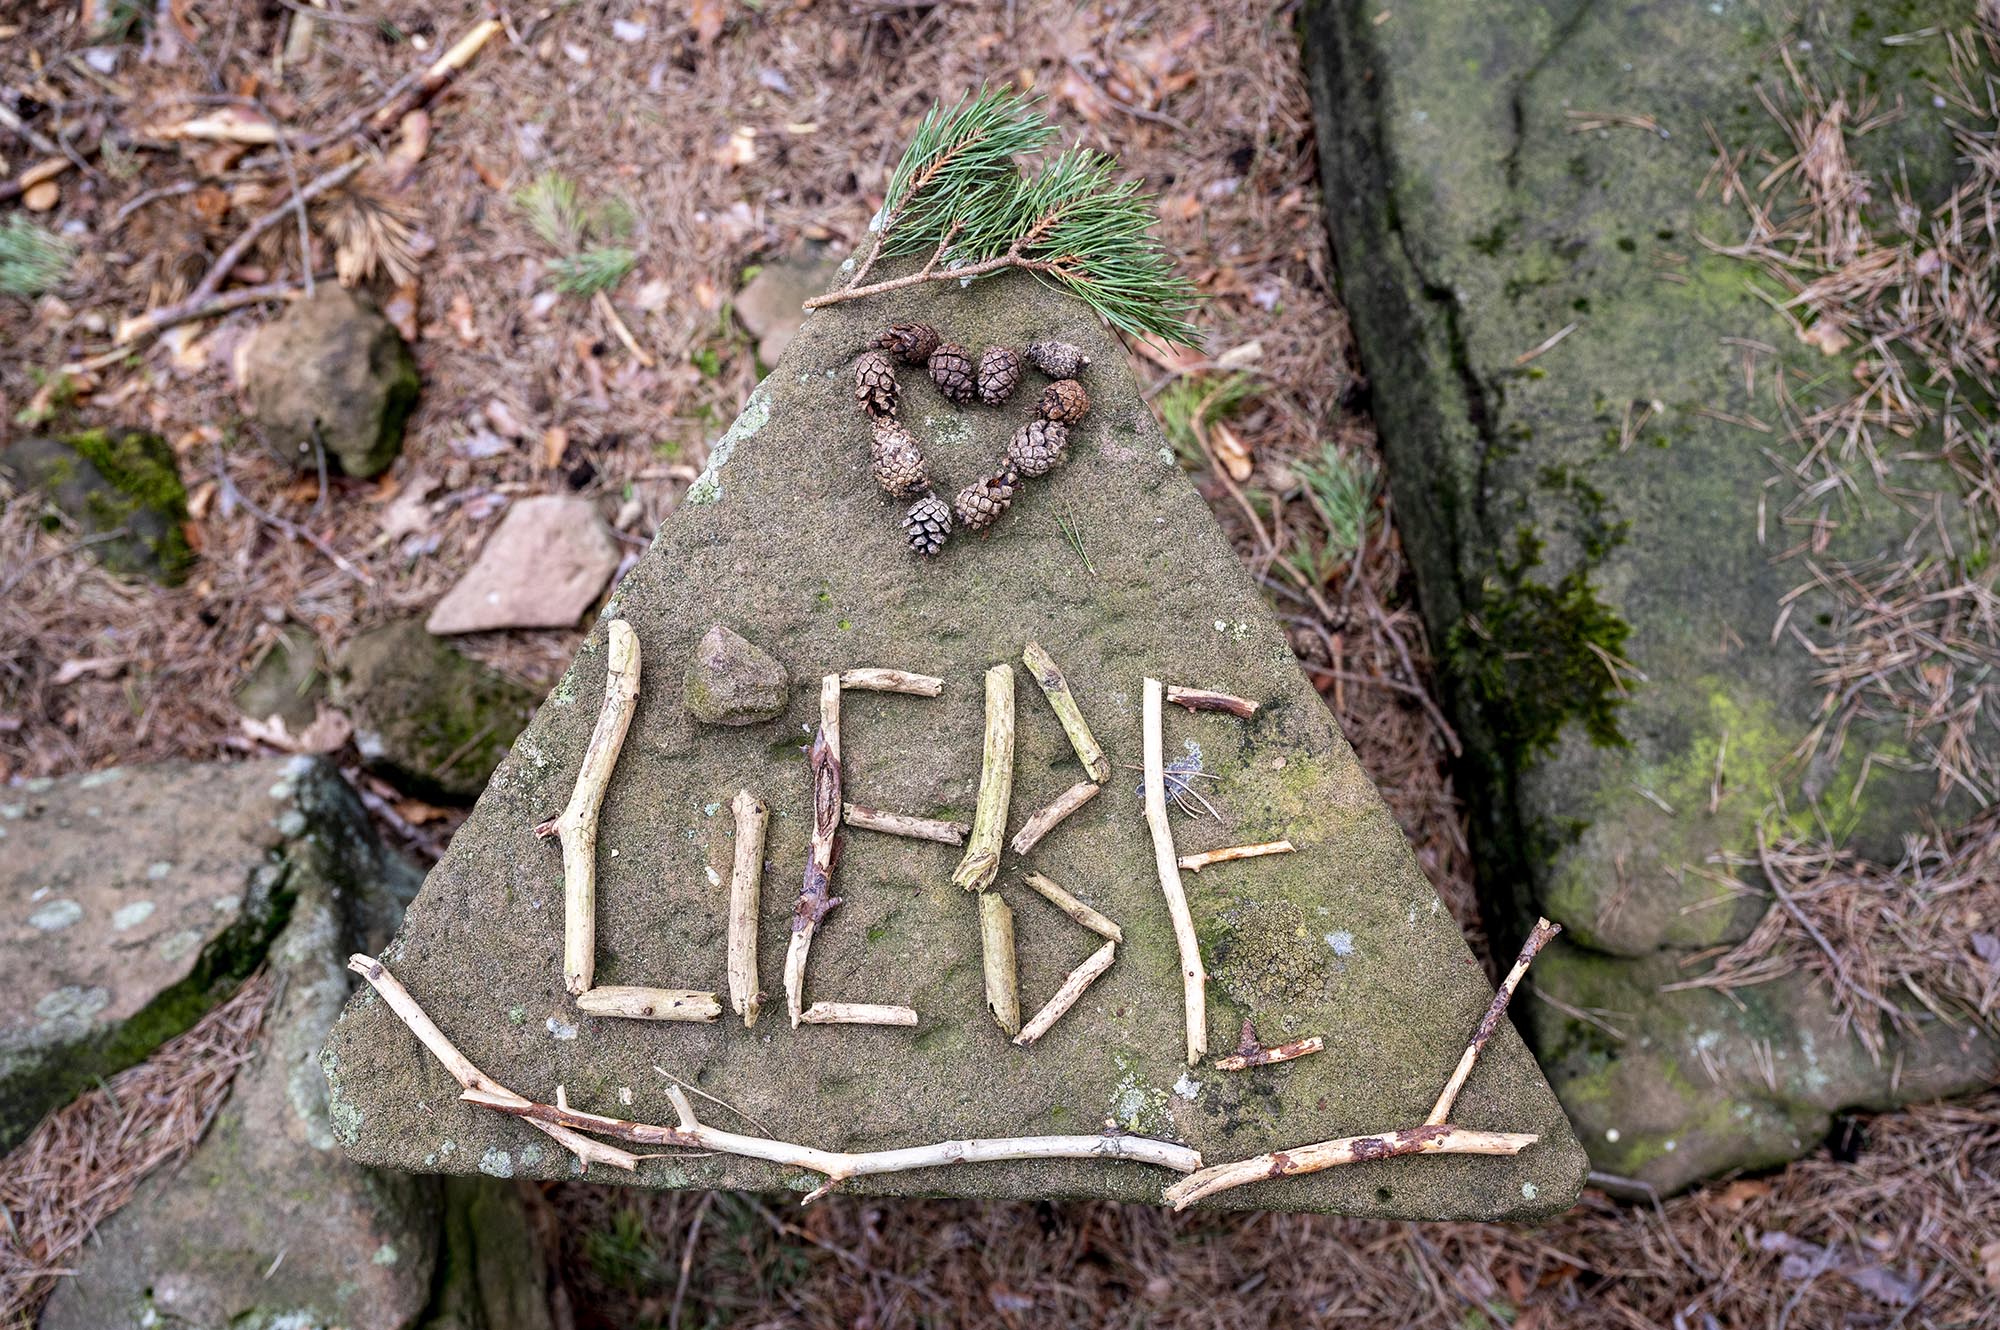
903 495 954 556
1025 340 1090 378
1005 420 1069 478
1037 378 1090 424
873 322 941 365
869 421 932 499
854 350 900 420
976 345 1022 406
952 469 1019 531
928 343 976 405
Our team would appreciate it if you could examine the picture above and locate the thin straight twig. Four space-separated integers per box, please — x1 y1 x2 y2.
464 1081 1199 1207
843 804 968 845
1142 678 1206 1064
1165 685 1259 718
979 890 1021 1036
838 668 944 696
574 987 721 1022
1021 871 1123 942
1427 916 1561 1125
800 1002 918 1027
1007 780 1101 856
345 955 638 1172
1163 1127 1539 1211
1013 940 1117 1047
535 620 642 997
951 664 1015 891
364 17 503 132
1215 1036 1324 1072
1021 642 1112 781
727 790 768 1027
1178 840 1295 872
785 675 843 1027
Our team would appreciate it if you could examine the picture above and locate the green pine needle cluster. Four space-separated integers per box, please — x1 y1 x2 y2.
1287 442 1380 586
869 88 1199 345
0 217 76 299
516 171 634 297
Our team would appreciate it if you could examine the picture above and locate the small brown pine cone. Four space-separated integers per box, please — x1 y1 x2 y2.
869 424 932 499
928 343 976 405
903 495 954 556
1036 378 1090 424
952 469 1020 531
872 322 941 365
976 345 1023 406
854 350 900 420
1005 420 1069 477
1024 340 1090 378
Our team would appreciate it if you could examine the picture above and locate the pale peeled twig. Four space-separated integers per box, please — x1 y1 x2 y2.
1013 940 1117 1047
345 955 637 1173
785 675 843 1027
1163 1126 1538 1211
843 803 969 845
838 667 944 696
727 790 768 1027
465 1081 1200 1206
1021 871 1123 942
1178 840 1295 873
800 1002 919 1027
535 619 641 997
1007 780 1101 857
575 986 721 1022
979 890 1021 1036
951 664 1016 891
1165 685 1258 719
1427 917 1562 1125
1021 642 1112 781
1142 678 1206 1064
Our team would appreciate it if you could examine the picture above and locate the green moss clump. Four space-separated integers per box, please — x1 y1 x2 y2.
2 429 194 584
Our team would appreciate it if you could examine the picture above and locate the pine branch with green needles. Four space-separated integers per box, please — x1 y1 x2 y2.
516 172 634 297
550 247 636 296
1284 443 1380 588
0 217 75 299
806 88 1199 346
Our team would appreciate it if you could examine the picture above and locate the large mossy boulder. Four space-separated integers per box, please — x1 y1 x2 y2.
322 265 1586 1220
240 284 419 478
1304 0 1997 1189
0 429 192 583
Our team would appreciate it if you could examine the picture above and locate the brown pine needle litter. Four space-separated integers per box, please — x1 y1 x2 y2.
0 973 276 1324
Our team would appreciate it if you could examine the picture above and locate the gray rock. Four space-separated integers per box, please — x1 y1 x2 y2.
424 496 622 635
683 623 789 725
0 430 192 584
39 761 549 1330
1304 0 1992 1188
333 618 537 804
0 758 350 1149
321 263 1586 1219
734 248 840 366
234 624 326 730
241 284 419 479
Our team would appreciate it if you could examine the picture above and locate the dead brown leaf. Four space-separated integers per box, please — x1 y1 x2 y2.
1211 420 1254 482
686 0 725 46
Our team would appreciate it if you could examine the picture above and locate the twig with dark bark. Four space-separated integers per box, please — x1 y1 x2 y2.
1214 1019 1323 1071
785 676 844 1026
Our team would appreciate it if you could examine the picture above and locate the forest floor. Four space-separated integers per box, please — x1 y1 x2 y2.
1 2 1994 1327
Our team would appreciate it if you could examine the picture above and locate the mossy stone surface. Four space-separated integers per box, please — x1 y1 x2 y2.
333 619 539 805
0 429 193 583
1304 0 1989 1189
321 266 1586 1219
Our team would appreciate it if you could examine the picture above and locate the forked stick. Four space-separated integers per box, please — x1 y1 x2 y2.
1021 642 1112 782
1215 1035 1324 1072
1427 917 1561 1125
1021 871 1123 942
785 676 844 1027
345 955 638 1173
1142 678 1206 1064
466 1082 1201 1205
1013 940 1117 1047
1163 1126 1538 1210
1008 780 1101 857
727 790 768 1027
951 664 1015 892
1165 685 1258 718
838 668 944 696
536 619 641 996
1178 840 1294 873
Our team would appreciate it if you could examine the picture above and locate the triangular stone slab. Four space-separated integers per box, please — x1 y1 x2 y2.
323 268 1586 1217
